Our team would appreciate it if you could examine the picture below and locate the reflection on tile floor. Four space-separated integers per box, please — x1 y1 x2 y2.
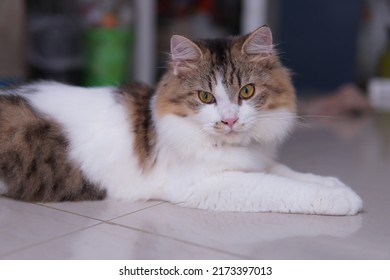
1 115 389 259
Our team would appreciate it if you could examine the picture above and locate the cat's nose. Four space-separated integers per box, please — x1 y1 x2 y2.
221 117 238 128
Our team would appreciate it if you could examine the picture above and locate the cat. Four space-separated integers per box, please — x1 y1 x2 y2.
0 26 362 215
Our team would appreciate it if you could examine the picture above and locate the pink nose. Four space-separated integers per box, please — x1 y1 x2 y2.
221 117 238 128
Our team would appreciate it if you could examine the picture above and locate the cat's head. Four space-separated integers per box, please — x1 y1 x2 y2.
154 26 296 147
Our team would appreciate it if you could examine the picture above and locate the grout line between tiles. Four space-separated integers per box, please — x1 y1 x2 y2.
36 201 166 223
104 201 167 223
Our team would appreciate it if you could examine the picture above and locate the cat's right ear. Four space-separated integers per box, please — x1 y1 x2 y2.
170 35 202 75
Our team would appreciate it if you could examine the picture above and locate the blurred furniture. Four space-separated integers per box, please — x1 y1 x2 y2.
133 0 156 85
134 0 269 85
0 0 26 86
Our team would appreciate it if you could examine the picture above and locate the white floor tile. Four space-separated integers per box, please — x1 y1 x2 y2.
3 223 235 260
111 203 365 259
0 197 99 256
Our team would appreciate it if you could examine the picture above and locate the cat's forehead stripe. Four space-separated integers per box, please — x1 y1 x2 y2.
227 50 237 86
203 38 242 92
206 39 230 66
236 69 242 88
205 40 232 78
207 76 213 92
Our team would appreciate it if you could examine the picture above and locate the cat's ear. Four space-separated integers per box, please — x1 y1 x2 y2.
170 35 202 75
241 26 273 56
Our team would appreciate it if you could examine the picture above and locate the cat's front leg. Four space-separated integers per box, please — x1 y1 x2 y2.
269 163 348 189
160 172 363 215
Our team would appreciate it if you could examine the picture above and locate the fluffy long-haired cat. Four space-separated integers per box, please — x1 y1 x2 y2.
0 26 362 215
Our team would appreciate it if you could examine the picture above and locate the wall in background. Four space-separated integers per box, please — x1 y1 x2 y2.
278 0 363 94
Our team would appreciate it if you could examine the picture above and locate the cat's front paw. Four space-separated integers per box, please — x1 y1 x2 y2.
314 187 363 216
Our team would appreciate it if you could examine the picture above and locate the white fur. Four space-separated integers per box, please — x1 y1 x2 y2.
15 81 362 215
213 75 239 122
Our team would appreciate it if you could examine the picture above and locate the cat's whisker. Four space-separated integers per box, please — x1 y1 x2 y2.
253 116 295 120
251 116 296 122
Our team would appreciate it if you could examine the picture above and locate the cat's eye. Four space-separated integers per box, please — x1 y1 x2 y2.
239 84 255 99
198 91 215 104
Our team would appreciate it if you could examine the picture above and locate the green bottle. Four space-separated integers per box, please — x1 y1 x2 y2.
84 28 133 86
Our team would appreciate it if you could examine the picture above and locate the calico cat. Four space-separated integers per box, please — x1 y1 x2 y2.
0 26 362 215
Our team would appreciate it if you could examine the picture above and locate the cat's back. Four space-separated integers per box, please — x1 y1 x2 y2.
0 82 129 164
11 81 117 121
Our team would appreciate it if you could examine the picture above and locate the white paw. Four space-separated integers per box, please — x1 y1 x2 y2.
314 187 363 216
303 174 347 189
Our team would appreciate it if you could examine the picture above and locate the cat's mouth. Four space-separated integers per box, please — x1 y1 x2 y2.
205 123 252 145
219 127 247 140
221 124 246 135
207 121 249 142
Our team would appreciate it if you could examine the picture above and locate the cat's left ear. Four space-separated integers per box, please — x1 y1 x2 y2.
241 26 273 56
170 35 203 75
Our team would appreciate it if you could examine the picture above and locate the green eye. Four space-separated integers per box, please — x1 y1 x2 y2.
239 84 255 99
198 91 215 104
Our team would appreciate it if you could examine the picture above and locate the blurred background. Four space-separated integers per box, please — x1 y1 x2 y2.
0 0 390 111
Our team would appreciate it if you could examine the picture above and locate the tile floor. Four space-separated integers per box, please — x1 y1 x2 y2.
0 114 389 259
